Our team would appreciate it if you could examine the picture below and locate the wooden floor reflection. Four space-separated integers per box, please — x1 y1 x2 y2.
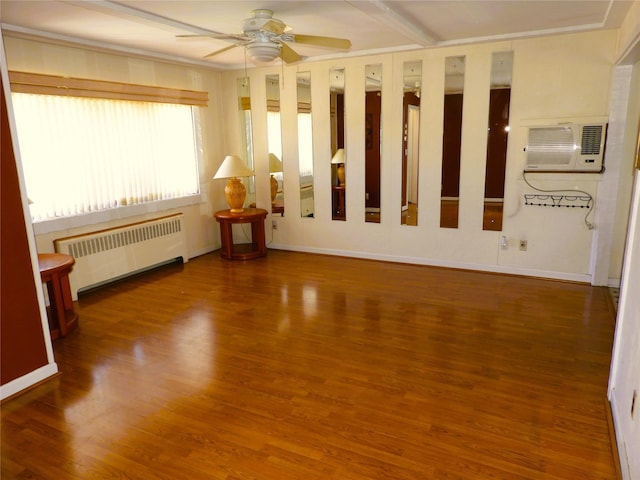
401 202 417 225
2 251 617 479
440 200 504 230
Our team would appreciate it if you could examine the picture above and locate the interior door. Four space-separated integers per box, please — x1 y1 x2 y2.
406 105 420 207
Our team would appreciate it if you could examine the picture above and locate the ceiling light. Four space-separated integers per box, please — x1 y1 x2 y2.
246 41 281 63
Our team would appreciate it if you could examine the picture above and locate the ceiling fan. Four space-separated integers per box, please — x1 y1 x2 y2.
177 9 351 64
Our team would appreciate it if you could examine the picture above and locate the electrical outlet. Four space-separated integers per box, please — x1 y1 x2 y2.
500 236 508 250
272 219 277 230
519 240 528 251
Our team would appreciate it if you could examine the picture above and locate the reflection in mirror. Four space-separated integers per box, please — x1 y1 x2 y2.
330 67 346 221
266 74 284 216
441 56 465 228
297 72 314 218
237 77 255 207
401 61 421 226
365 64 382 223
483 52 513 231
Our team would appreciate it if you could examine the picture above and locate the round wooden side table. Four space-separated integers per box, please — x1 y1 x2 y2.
38 253 79 339
214 208 268 260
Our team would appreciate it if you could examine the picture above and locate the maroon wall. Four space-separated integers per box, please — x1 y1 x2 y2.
1 74 50 386
484 88 511 199
442 93 464 198
365 91 381 209
336 93 344 149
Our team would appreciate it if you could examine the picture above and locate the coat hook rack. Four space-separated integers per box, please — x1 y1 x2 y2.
524 194 592 208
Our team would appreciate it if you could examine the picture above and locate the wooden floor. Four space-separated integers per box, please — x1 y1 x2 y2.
400 201 503 229
401 202 417 226
2 250 618 479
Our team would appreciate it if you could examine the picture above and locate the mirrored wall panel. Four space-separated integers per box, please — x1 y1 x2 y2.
330 67 346 221
365 64 382 223
237 77 255 207
483 51 513 231
266 74 284 216
297 72 314 217
401 61 421 226
440 56 465 229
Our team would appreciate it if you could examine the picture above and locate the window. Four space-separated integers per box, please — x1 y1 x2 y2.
267 109 283 190
8 71 207 222
267 110 282 160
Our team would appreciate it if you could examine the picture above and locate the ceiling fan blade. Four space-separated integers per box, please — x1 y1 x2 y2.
260 20 287 35
280 42 302 63
203 43 242 59
293 34 351 50
177 33 249 42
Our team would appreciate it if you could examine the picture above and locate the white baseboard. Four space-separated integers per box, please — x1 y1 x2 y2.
609 389 632 480
1 363 58 401
268 244 592 283
608 277 622 288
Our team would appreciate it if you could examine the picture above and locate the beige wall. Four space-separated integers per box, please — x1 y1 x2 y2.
4 29 631 283
223 30 621 281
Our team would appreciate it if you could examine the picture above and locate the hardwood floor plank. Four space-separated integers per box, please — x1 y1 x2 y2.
1 251 617 479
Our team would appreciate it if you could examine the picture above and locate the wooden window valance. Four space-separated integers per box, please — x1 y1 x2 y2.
267 99 280 112
297 102 311 114
8 71 208 107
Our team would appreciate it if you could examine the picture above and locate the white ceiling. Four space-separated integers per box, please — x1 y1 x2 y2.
0 0 634 70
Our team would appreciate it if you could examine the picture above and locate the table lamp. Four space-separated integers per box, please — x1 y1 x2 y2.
331 148 345 186
213 155 255 212
269 153 283 205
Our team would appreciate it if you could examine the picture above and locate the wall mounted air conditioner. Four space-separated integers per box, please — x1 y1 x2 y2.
524 123 607 172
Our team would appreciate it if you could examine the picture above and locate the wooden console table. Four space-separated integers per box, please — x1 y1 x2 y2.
38 253 78 339
214 208 268 261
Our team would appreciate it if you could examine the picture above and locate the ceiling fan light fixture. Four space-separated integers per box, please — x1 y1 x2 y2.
180 7 348 65
246 41 281 63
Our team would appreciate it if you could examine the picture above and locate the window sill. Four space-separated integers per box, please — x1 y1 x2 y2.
32 194 203 236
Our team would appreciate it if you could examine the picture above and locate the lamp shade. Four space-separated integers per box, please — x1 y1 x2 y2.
331 148 345 164
269 153 283 173
213 155 255 179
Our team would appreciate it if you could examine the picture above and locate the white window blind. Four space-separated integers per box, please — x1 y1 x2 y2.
267 111 282 160
297 112 313 178
11 93 200 221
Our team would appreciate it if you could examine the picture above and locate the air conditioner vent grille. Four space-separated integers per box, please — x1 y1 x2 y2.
581 124 603 155
527 126 574 166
